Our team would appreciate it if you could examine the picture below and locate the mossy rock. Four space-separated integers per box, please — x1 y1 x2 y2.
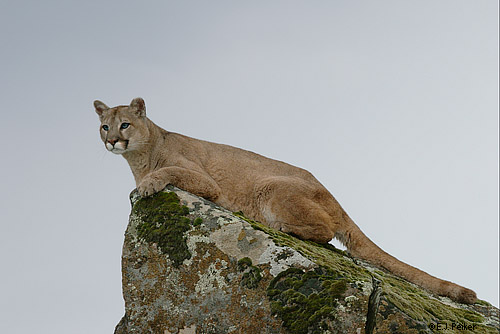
119 189 498 334
267 267 347 334
234 212 498 334
132 191 197 267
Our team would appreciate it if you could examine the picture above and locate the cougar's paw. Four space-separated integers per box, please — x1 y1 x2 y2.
137 177 167 197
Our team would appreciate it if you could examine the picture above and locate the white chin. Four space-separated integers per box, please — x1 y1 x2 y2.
106 142 127 154
110 148 126 155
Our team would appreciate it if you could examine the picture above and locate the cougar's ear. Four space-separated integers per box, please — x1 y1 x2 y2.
94 100 109 117
130 97 146 117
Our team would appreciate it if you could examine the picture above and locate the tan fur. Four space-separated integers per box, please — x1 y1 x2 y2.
94 97 477 304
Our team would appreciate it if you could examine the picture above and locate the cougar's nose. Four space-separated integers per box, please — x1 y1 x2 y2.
108 139 118 146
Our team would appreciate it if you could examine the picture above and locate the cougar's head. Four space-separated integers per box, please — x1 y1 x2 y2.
93 97 150 154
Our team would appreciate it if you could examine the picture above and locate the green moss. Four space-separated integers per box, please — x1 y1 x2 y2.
267 267 347 334
237 257 263 289
133 191 195 267
241 267 263 289
475 299 491 306
382 275 485 323
233 212 494 333
237 257 253 270
193 217 203 226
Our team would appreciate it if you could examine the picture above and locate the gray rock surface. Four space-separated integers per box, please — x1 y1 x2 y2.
115 186 499 334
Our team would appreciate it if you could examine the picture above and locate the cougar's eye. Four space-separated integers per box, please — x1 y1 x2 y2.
102 125 109 131
121 123 130 129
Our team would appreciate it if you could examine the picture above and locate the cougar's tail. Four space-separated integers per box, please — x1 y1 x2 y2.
336 216 477 304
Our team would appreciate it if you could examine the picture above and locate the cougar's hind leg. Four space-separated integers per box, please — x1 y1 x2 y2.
255 176 336 243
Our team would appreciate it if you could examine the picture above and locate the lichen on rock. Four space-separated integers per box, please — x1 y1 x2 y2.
115 186 500 334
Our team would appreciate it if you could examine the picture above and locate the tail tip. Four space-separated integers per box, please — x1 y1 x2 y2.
449 286 477 304
440 281 477 304
456 288 477 304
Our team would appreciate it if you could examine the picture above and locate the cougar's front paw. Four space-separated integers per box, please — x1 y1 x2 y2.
137 177 167 197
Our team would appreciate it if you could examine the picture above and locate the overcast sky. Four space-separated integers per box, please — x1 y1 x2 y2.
0 1 498 333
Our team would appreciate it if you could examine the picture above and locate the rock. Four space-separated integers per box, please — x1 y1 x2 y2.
115 186 499 334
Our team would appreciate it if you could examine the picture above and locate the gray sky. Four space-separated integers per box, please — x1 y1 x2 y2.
0 1 497 333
